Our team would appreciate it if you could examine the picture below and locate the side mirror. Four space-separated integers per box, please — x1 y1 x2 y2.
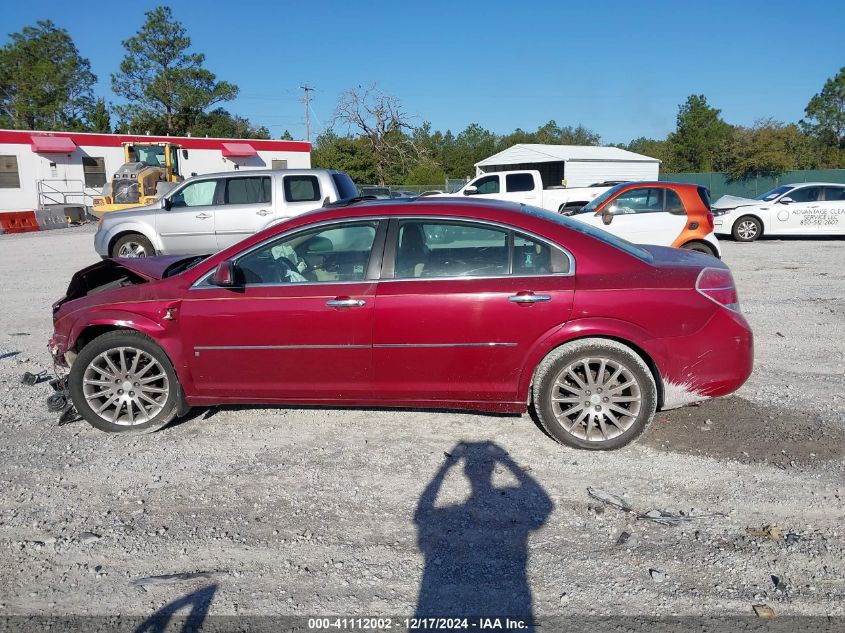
601 206 614 225
159 197 172 210
211 260 236 286
463 185 479 196
779 196 793 204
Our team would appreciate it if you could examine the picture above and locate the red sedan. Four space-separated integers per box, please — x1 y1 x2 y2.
49 199 753 450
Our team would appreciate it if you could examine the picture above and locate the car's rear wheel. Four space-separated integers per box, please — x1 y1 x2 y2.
732 216 762 242
69 331 178 433
113 233 154 258
532 338 657 450
681 241 717 256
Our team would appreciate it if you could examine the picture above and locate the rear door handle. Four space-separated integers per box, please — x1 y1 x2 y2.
256 209 272 216
509 293 551 304
326 298 366 308
195 213 212 219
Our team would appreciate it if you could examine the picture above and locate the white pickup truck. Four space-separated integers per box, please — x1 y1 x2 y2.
440 170 617 213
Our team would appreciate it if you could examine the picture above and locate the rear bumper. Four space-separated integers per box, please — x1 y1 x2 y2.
644 307 753 409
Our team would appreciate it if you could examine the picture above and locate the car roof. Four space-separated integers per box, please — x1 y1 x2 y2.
783 182 844 187
182 168 341 179
613 181 702 189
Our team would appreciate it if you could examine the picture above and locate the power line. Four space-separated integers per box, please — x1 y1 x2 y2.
300 84 315 141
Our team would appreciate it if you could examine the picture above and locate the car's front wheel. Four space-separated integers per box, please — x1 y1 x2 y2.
68 330 179 433
112 233 155 258
532 338 657 450
732 216 762 242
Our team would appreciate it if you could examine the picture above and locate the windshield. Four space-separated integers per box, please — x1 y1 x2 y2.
577 184 627 215
131 145 167 168
519 204 654 263
754 185 793 201
331 172 359 199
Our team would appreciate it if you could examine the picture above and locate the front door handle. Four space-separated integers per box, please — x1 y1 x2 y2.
256 209 272 216
326 297 366 308
509 293 551 304
195 212 212 220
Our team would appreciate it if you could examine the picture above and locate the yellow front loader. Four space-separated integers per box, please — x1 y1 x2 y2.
92 142 183 217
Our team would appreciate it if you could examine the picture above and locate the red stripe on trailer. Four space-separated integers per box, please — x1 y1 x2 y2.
0 210 40 233
0 129 311 153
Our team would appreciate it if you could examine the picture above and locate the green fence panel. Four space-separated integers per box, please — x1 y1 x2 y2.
660 169 845 199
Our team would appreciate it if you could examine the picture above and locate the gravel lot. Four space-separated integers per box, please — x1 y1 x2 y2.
0 225 843 627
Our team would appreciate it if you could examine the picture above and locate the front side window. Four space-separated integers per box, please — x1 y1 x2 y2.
0 155 20 188
473 175 500 194
506 173 535 193
284 175 321 202
395 221 508 279
224 177 271 204
170 180 218 207
609 188 665 214
235 221 378 285
82 157 107 188
786 187 821 203
823 186 845 201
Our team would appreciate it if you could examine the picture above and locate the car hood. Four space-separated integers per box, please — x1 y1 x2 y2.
109 255 195 280
712 194 759 210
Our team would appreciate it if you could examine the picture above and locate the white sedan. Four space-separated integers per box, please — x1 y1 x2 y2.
712 182 845 241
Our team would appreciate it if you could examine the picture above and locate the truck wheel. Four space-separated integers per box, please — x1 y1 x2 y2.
732 216 762 242
112 233 154 258
68 330 179 434
532 338 657 450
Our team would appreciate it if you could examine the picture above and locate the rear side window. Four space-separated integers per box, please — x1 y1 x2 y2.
514 234 555 275
284 175 321 202
506 173 535 193
665 189 686 215
395 221 508 278
225 177 271 204
331 172 359 199
823 186 845 201
697 186 711 208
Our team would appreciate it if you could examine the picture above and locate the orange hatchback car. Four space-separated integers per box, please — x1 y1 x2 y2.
568 182 720 257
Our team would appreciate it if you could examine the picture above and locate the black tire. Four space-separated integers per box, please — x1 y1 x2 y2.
112 233 155 258
531 338 657 450
681 241 717 257
69 330 179 433
732 216 762 242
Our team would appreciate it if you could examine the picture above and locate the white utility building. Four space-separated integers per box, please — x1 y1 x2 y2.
475 144 660 188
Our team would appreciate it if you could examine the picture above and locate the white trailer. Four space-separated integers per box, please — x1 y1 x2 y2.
474 143 660 204
0 130 311 217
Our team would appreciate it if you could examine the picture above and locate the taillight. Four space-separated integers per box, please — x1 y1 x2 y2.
705 211 714 230
696 267 739 312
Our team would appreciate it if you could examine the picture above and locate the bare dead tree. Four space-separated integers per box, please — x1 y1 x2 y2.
333 83 419 185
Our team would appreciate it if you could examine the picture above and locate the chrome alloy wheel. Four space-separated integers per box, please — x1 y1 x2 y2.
549 357 642 442
81 347 170 425
736 219 759 240
117 241 149 257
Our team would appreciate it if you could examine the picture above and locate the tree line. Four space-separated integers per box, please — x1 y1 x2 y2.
2 7 844 184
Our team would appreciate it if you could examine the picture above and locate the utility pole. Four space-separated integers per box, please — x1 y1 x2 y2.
300 84 314 141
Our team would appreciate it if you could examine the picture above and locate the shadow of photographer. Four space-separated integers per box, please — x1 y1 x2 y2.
413 441 553 625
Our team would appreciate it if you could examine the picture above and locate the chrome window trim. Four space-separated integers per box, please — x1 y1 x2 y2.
373 342 517 348
190 214 576 289
195 344 369 351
